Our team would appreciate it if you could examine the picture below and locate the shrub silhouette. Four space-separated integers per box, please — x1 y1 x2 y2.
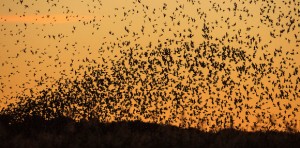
0 114 300 148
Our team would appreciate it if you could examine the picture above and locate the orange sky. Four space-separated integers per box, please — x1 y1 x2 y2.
0 14 94 24
0 0 299 131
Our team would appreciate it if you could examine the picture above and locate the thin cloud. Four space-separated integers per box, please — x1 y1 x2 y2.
0 14 94 24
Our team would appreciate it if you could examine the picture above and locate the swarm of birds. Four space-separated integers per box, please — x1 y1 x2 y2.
0 0 299 132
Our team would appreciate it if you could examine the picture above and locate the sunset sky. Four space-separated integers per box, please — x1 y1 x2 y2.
0 0 299 131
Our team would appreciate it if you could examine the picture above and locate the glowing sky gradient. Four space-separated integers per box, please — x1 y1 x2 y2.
0 0 299 131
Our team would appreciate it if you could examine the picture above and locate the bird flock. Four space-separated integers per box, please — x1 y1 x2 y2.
0 0 299 132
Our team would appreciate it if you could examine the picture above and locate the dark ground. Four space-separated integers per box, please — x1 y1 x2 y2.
0 115 299 148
